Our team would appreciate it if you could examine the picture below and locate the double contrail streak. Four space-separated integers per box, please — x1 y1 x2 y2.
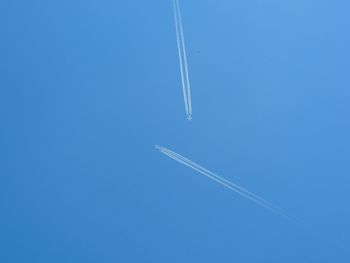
155 145 298 223
155 145 350 256
173 0 192 120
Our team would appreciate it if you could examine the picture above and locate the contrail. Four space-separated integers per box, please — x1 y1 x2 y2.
155 145 350 256
155 145 298 223
173 0 192 121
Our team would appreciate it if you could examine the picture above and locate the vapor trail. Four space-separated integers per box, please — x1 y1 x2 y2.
155 145 349 257
173 0 192 120
155 145 298 223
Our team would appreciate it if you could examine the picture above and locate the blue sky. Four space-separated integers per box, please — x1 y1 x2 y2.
1 0 350 262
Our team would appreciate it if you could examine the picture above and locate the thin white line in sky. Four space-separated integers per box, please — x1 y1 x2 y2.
173 0 192 120
155 145 298 223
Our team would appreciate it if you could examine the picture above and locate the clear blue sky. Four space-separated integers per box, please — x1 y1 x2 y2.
1 0 350 262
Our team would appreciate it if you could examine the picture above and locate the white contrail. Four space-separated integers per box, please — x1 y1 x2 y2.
156 146 286 214
155 145 298 223
173 0 192 120
155 145 349 257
